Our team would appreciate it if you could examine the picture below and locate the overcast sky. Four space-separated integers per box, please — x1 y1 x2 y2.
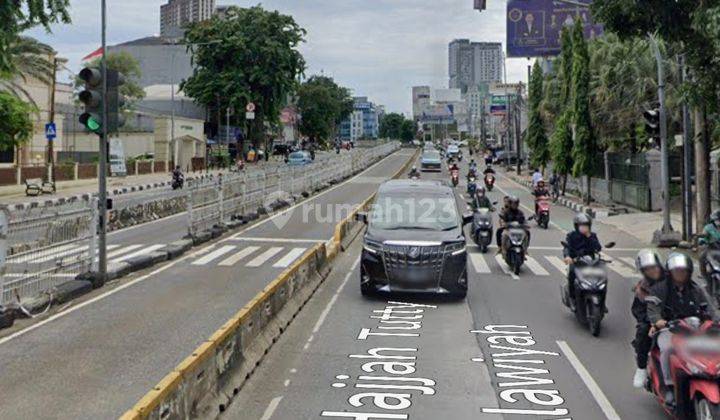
29 0 532 115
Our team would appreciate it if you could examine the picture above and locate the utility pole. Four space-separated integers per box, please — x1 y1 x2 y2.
48 57 58 183
679 54 693 241
649 34 679 246
98 0 109 281
503 54 510 169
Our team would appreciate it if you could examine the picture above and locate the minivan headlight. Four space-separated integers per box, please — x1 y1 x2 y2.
445 241 466 255
363 239 383 254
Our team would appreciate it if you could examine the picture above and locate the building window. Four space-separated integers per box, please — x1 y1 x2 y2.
0 148 14 164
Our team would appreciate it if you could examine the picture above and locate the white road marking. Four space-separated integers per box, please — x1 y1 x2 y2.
192 245 237 266
110 244 166 263
557 340 621 420
492 179 564 231
494 254 520 280
218 246 260 266
603 254 640 278
106 244 142 258
272 248 307 268
259 396 284 420
525 256 550 276
246 247 283 267
10 244 78 263
470 252 491 273
311 257 361 336
32 245 86 263
231 237 323 244
619 257 637 269
545 256 568 274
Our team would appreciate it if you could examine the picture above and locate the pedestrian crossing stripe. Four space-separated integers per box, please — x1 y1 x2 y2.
525 256 549 276
247 247 283 267
545 256 568 274
219 246 260 266
273 248 307 267
192 245 237 266
112 244 166 263
470 252 491 273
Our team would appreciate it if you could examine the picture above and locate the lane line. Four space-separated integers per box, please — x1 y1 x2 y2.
230 237 323 244
218 246 260 267
192 245 237 266
545 256 568 274
557 340 621 420
272 248 307 268
311 257 361 335
246 247 283 267
525 256 550 276
259 396 284 420
469 252 491 274
110 244 165 263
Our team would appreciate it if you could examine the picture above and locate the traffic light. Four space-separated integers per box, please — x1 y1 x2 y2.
78 67 126 135
78 67 102 133
644 108 660 147
474 0 487 10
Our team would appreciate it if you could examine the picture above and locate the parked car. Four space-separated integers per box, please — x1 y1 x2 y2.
287 150 313 166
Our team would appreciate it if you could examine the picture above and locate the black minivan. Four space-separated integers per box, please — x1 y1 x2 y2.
356 179 472 298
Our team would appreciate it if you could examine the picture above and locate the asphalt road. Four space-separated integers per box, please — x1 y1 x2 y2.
0 148 415 420
223 150 668 420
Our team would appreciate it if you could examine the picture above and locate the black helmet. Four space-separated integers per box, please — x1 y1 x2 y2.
711 210 720 223
508 196 519 208
476 185 486 196
573 213 592 231
666 252 693 275
635 249 662 272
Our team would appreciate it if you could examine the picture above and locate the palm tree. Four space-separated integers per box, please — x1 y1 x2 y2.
0 35 55 106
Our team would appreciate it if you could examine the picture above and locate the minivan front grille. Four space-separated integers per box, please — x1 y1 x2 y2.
382 244 444 283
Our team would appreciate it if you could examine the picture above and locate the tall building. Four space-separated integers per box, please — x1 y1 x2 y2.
340 97 380 141
412 86 431 121
448 39 503 92
160 0 216 38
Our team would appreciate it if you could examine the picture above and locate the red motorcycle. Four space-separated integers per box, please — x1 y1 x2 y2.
535 195 551 229
647 317 720 419
484 173 495 191
451 168 460 187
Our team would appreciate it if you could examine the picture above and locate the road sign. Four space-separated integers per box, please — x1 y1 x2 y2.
506 0 603 57
246 112 255 120
45 122 57 141
246 102 256 112
490 95 509 115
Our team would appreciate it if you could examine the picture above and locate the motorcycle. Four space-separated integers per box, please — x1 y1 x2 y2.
700 240 720 303
408 171 421 180
458 152 464 162
172 175 184 190
501 221 528 275
484 173 496 191
535 195 551 229
451 169 460 187
647 317 720 419
471 207 494 253
560 242 615 337
467 178 477 195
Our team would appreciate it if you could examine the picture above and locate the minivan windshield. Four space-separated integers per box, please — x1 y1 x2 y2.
369 194 458 231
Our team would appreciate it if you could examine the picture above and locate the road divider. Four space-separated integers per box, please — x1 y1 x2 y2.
119 147 419 420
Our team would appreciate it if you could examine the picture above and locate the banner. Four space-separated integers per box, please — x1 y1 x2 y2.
506 0 602 57
109 138 127 177
490 95 511 116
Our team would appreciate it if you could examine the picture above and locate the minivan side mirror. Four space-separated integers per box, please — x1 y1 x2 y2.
605 242 616 249
355 212 368 224
462 213 474 225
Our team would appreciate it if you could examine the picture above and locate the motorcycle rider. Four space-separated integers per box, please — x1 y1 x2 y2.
646 253 720 406
483 165 496 176
472 185 493 211
496 196 526 248
172 165 184 188
408 166 421 179
532 179 550 214
563 213 602 302
699 210 720 279
631 249 666 389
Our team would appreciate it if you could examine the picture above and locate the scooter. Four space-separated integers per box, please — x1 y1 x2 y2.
535 195 551 229
451 169 460 187
560 242 615 337
467 178 477 196
501 221 528 275
484 173 496 191
700 240 720 303
471 206 494 253
172 175 184 190
647 317 720 419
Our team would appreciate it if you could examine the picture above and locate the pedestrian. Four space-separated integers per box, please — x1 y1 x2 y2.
532 168 543 187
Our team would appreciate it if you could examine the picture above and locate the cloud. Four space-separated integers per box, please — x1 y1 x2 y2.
28 0 532 114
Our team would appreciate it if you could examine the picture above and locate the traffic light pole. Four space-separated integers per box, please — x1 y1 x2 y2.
98 0 108 282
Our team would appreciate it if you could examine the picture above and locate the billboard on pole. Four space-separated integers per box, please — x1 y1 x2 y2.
506 0 602 58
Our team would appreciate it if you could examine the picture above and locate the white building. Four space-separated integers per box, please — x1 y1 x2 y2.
448 39 503 92
160 0 216 38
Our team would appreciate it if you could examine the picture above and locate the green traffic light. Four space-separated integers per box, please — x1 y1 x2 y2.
87 117 101 132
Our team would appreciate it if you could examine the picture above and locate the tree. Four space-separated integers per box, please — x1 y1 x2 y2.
79 51 145 109
400 119 416 143
0 91 34 151
549 27 574 194
297 75 352 146
526 61 549 170
0 0 70 77
0 35 54 105
182 6 306 146
379 113 405 139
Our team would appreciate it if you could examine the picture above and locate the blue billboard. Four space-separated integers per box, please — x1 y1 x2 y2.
506 0 603 58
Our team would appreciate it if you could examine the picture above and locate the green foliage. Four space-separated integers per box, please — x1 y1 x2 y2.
570 20 598 179
379 113 405 139
0 0 70 77
181 5 306 146
0 36 54 105
80 51 145 108
297 75 352 145
548 27 574 176
526 61 549 169
0 91 34 151
400 119 416 142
